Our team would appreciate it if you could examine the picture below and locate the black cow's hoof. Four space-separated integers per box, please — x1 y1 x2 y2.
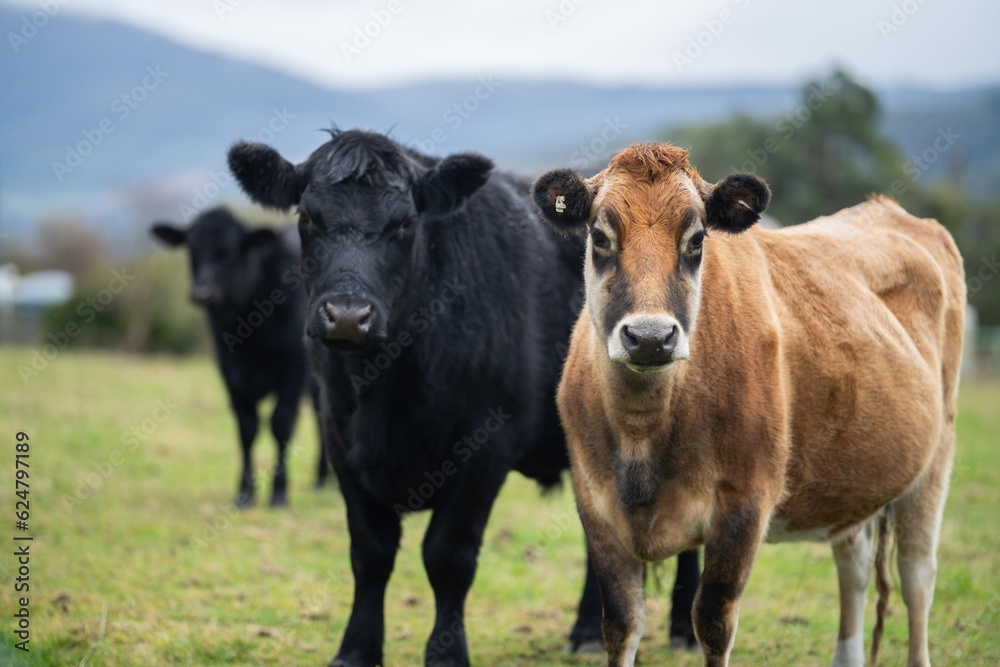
329 656 378 667
668 633 700 651
564 638 605 654
426 658 470 667
234 492 254 509
269 493 289 508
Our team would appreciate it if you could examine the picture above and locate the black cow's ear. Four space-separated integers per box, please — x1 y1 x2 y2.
531 169 593 234
228 141 304 210
241 227 277 251
150 223 186 247
705 173 770 234
416 153 493 216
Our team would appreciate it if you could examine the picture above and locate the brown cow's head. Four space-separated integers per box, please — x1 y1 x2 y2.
533 143 769 373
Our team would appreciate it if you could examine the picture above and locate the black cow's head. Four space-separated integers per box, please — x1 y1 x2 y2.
228 130 492 351
150 208 275 309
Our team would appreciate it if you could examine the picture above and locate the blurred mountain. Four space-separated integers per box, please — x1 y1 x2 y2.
3 5 998 241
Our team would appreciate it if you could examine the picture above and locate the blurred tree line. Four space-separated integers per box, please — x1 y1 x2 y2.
7 72 999 356
0 217 208 354
40 251 208 354
666 70 1000 325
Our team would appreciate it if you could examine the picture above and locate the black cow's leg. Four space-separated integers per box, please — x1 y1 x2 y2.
311 384 331 489
669 549 700 650
567 547 604 652
231 397 259 508
332 487 402 667
316 446 331 488
269 384 300 507
420 473 506 667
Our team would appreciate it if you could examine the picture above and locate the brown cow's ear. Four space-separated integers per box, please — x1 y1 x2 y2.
150 223 186 247
705 173 771 234
532 169 593 234
228 141 305 210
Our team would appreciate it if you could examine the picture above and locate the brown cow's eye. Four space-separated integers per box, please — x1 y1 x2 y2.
688 230 706 253
590 227 612 252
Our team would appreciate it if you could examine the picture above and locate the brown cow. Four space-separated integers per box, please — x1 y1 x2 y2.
531 143 965 667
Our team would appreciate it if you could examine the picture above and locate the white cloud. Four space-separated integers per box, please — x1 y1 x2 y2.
4 0 999 89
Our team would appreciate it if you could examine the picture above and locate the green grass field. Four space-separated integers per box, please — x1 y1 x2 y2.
0 347 997 666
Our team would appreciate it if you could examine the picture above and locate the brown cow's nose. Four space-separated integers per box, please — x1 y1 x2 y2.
320 302 374 344
620 322 678 365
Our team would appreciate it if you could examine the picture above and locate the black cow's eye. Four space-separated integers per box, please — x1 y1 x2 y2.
299 210 319 236
688 230 707 253
395 216 416 238
590 227 612 252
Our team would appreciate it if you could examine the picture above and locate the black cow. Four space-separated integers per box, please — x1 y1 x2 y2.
227 130 698 665
151 207 330 507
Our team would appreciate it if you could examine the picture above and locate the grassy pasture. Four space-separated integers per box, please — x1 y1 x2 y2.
0 347 997 666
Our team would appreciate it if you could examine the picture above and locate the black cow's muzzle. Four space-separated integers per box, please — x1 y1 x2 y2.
189 284 221 306
311 299 380 351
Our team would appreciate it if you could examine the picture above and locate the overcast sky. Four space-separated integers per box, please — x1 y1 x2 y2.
7 0 1000 89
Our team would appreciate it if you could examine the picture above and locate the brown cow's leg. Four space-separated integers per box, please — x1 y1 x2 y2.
893 432 953 667
693 502 768 667
576 506 644 666
593 538 645 667
830 520 874 667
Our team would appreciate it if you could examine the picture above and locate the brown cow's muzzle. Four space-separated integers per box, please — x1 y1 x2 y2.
609 315 689 372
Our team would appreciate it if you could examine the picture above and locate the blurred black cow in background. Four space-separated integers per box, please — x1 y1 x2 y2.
151 207 330 507
228 130 699 665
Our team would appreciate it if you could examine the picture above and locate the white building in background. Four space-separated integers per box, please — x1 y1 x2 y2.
0 263 75 342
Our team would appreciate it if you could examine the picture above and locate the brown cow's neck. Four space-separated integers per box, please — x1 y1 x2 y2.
591 327 687 441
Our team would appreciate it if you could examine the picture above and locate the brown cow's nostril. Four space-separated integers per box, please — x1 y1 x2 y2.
622 325 640 350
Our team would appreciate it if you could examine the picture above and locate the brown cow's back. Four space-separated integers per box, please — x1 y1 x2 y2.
739 196 964 538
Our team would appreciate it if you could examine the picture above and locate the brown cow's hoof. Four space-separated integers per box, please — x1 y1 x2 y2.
564 638 605 654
